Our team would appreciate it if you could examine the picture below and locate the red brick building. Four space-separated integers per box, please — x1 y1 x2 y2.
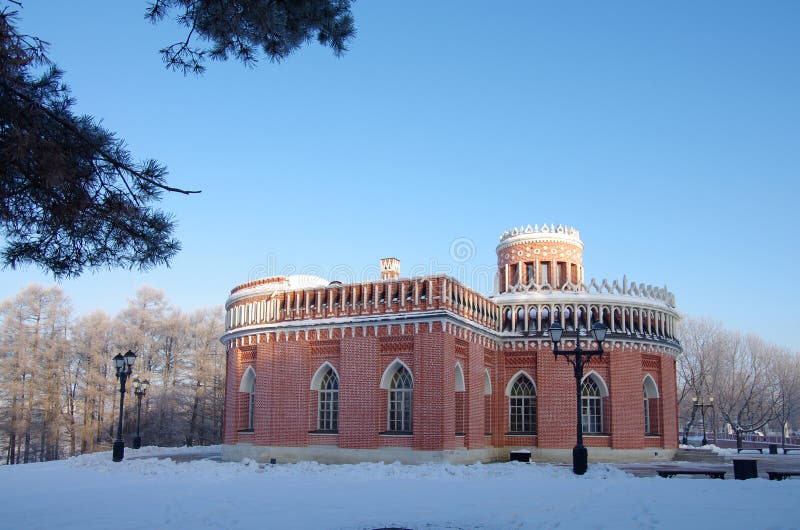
221 224 680 463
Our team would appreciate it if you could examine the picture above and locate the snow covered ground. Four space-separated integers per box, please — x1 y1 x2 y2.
1 446 798 529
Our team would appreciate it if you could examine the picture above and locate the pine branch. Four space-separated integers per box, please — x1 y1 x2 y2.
3 81 200 196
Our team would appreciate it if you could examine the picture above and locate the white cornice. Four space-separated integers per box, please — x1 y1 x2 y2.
220 309 499 345
491 291 679 315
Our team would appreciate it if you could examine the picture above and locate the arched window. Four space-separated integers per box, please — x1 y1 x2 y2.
507 374 537 434
455 363 466 435
643 375 660 435
248 383 255 430
317 367 339 431
239 366 256 431
581 376 603 434
381 361 413 433
454 362 466 392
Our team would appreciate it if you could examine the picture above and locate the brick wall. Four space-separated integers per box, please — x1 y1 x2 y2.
223 328 679 456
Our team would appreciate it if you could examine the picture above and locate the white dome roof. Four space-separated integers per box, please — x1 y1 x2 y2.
227 274 329 305
285 274 329 290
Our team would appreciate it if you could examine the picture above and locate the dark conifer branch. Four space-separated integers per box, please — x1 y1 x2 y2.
1 10 186 277
145 0 355 74
1 1 357 278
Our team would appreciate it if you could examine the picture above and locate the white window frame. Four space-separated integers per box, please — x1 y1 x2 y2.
317 368 339 432
508 375 537 434
581 378 602 434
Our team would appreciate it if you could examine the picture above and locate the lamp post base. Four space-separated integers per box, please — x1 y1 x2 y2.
572 444 588 475
112 440 125 462
133 436 141 449
701 437 708 446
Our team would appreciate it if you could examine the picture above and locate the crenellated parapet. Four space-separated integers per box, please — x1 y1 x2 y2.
498 223 581 246
223 274 501 335
501 275 676 308
493 273 680 346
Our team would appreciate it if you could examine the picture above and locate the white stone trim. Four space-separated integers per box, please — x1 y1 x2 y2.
581 370 609 397
310 361 339 390
239 365 256 393
379 358 413 390
454 362 466 392
504 370 537 397
643 373 659 398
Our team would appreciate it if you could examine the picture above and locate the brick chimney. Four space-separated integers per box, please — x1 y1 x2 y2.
380 257 400 280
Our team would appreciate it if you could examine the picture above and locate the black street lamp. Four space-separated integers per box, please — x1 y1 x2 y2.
132 378 149 449
691 395 714 446
548 320 608 475
112 350 136 462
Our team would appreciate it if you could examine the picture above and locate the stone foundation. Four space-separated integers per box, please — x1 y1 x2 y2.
222 443 676 465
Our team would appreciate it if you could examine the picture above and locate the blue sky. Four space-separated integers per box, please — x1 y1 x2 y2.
2 1 798 349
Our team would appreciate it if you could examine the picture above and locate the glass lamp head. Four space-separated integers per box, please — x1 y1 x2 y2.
112 353 125 370
124 350 137 367
591 321 607 343
549 321 563 343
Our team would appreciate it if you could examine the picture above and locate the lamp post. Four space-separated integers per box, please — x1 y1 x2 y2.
548 320 608 475
132 378 149 449
112 350 136 462
691 395 714 446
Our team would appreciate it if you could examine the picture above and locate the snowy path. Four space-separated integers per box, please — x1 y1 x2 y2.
1 447 798 529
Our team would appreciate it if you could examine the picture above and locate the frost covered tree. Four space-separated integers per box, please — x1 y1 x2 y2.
184 307 225 446
0 1 354 277
114 287 225 447
0 284 225 462
676 318 725 442
70 311 116 455
772 351 800 449
0 285 71 463
709 333 777 450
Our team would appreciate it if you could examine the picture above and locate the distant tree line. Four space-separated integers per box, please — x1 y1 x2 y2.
678 318 800 449
0 284 224 464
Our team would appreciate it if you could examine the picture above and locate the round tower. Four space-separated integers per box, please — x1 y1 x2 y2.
496 224 584 293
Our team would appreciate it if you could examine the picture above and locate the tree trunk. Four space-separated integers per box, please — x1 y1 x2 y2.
187 383 201 447
781 421 787 449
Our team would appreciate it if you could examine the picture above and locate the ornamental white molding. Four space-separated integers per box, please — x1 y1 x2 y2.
497 223 584 252
495 275 676 309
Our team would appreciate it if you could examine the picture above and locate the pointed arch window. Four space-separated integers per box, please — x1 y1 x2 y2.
509 375 537 434
388 367 413 433
581 377 603 433
455 363 466 435
643 375 660 435
238 366 256 432
248 385 255 430
484 369 492 435
317 368 339 432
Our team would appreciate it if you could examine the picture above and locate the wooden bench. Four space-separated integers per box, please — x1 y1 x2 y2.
657 468 726 479
737 448 764 454
768 471 800 481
